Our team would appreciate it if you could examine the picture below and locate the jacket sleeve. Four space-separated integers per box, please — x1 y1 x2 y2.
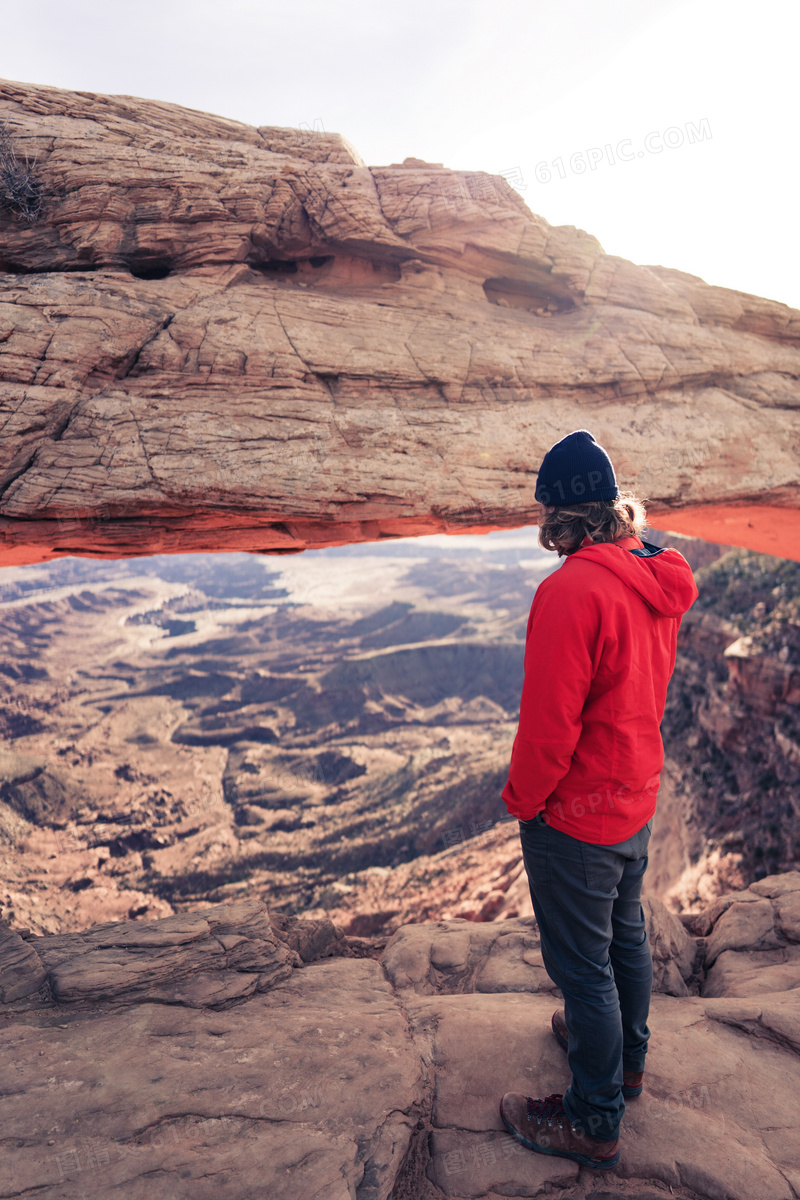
501 573 600 820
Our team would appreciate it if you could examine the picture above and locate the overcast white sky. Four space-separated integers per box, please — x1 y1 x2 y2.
2 0 798 309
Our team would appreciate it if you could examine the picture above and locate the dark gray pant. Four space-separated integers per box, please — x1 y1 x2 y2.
518 813 653 1141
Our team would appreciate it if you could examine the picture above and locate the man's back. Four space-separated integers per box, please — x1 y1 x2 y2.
502 534 698 843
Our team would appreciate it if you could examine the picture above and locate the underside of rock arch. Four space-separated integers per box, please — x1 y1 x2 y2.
1 79 799 567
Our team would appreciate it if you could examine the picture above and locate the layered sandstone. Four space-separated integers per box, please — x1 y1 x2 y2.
3 880 800 1200
1 79 799 567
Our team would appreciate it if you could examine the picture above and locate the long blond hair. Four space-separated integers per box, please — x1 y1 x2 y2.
538 491 648 556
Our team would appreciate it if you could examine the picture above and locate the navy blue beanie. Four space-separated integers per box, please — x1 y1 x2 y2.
534 429 619 505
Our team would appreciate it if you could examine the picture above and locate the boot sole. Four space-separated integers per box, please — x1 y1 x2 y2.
500 1099 621 1170
551 1016 643 1098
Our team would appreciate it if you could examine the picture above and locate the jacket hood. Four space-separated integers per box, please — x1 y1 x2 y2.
568 536 699 617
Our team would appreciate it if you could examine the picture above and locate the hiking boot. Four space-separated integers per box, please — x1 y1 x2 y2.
499 1092 620 1170
551 1009 644 1098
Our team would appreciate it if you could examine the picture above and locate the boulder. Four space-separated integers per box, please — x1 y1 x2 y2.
685 871 800 997
0 920 47 1001
10 898 296 1008
704 898 782 965
702 946 800 999
641 895 699 995
382 918 557 998
776 890 800 941
749 872 800 899
270 910 348 962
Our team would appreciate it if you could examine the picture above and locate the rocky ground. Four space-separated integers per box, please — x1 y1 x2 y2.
2 872 800 1200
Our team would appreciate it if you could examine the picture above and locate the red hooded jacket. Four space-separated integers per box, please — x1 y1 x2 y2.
501 534 699 843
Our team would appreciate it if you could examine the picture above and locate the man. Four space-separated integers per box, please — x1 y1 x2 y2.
498 429 699 1170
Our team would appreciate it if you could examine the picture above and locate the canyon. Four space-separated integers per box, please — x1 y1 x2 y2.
0 527 561 935
1 525 798 942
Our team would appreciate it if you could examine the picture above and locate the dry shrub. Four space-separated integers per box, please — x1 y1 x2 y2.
0 124 43 223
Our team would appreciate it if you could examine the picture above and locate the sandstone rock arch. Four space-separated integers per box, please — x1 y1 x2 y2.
1 79 798 567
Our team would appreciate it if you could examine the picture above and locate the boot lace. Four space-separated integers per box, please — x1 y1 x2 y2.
526 1094 565 1127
